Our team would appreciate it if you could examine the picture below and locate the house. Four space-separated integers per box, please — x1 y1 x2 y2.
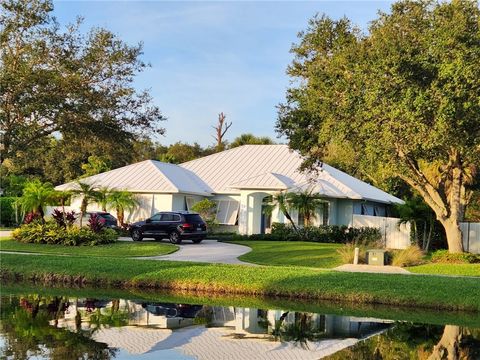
55 145 403 235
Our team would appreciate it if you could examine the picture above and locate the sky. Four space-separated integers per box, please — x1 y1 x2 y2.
52 1 394 147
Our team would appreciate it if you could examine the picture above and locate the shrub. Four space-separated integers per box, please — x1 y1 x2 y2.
430 250 480 264
0 197 18 226
12 221 117 246
23 212 41 224
88 213 105 233
267 223 382 244
51 209 77 228
391 246 424 267
337 243 366 264
191 199 218 233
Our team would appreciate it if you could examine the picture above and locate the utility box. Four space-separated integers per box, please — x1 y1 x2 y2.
367 249 388 266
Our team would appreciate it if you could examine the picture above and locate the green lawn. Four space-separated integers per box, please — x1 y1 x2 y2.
2 253 480 311
0 238 177 257
227 240 342 268
408 263 480 277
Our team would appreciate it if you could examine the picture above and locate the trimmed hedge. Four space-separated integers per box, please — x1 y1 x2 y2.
12 221 117 246
0 197 19 227
230 222 382 245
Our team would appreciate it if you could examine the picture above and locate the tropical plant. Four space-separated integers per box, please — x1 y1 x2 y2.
395 197 436 251
106 191 138 226
94 187 112 212
263 192 298 233
16 180 56 221
277 0 480 253
71 182 99 227
51 209 77 228
88 213 105 233
229 133 275 148
191 198 218 232
287 188 325 226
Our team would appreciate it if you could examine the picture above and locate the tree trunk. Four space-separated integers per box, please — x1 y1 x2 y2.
117 207 124 226
441 219 464 253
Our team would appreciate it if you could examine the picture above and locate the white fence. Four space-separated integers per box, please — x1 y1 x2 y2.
460 222 480 254
352 214 411 249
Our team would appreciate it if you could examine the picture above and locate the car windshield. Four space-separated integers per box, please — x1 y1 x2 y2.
184 214 203 222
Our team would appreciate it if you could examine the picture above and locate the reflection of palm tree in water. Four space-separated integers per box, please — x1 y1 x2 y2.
271 312 321 349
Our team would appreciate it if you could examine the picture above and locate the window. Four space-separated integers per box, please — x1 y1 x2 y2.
373 206 380 217
150 213 162 221
361 204 368 215
172 214 181 222
322 202 329 226
186 197 196 211
185 214 204 222
160 214 174 221
215 200 240 225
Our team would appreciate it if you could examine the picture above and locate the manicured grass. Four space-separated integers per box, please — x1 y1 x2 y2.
230 240 480 277
226 240 342 268
408 263 480 277
2 253 480 311
0 238 177 257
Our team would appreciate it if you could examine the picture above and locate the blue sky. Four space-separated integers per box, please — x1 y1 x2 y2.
53 1 393 147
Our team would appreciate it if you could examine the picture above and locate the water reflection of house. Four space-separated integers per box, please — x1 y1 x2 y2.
51 299 393 359
208 306 391 339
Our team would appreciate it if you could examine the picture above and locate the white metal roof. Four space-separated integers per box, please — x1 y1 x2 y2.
55 160 213 196
181 145 403 204
55 145 402 204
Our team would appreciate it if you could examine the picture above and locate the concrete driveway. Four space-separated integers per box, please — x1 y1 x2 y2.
136 239 255 265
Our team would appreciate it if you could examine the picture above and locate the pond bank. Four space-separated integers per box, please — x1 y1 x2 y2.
2 253 479 312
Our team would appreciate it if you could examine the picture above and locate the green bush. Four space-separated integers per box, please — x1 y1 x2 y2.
431 250 480 264
229 223 382 245
12 221 117 246
0 197 19 227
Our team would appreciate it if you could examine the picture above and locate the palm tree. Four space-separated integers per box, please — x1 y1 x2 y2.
106 190 138 226
263 191 298 233
72 182 99 227
288 188 324 227
395 196 435 251
229 133 274 148
16 180 56 222
53 191 72 214
94 187 112 212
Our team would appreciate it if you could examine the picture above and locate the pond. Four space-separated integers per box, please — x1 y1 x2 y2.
1 284 480 359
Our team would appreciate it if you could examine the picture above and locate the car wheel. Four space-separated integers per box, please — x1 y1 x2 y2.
192 238 203 244
131 229 143 242
169 231 182 244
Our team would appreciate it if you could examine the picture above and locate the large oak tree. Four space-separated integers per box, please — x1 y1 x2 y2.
277 0 480 253
0 0 164 163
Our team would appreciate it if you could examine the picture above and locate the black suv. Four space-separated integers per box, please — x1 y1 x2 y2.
129 211 207 244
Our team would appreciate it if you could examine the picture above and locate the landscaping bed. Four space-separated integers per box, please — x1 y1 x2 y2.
1 253 480 312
